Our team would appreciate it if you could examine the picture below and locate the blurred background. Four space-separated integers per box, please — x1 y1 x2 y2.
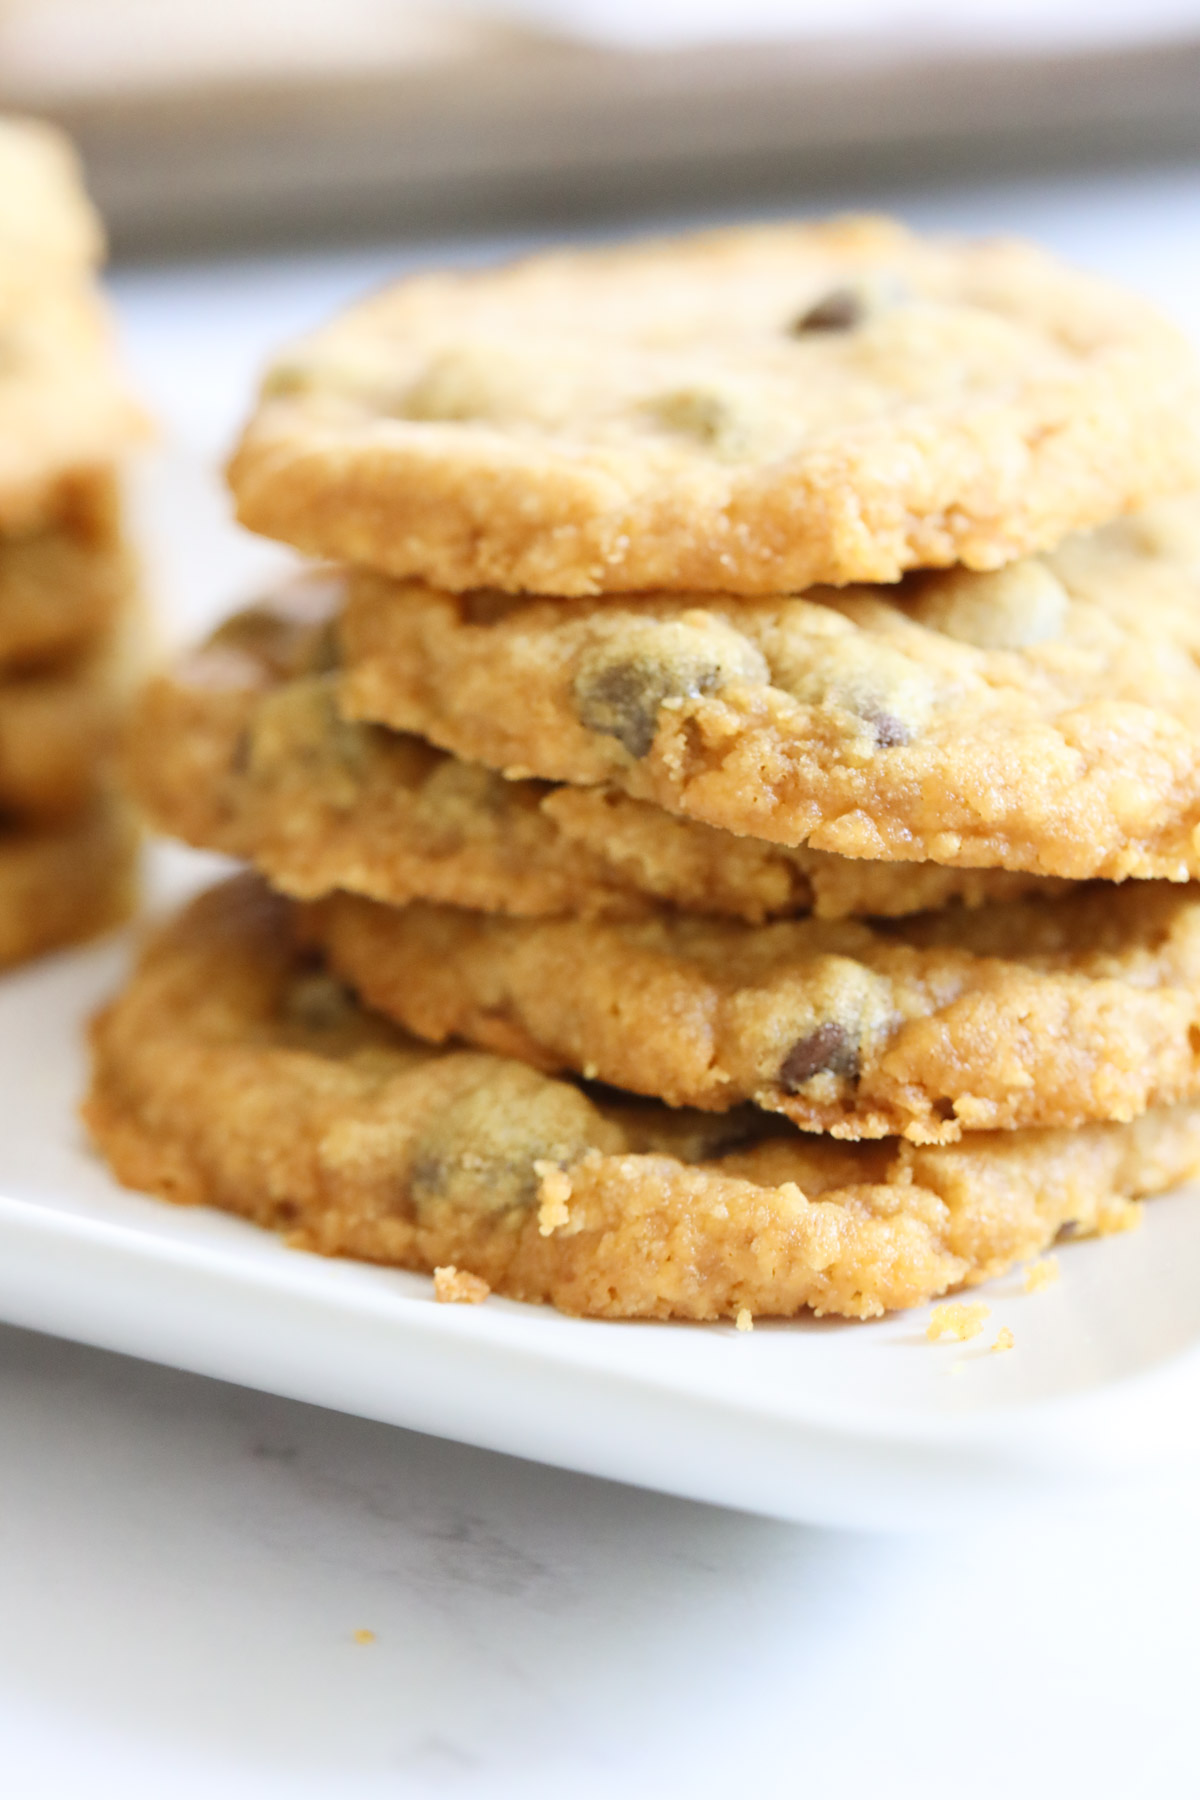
5 0 1200 256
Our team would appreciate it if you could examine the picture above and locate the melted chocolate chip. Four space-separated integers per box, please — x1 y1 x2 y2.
208 605 341 683
576 659 669 758
791 287 865 334
868 710 911 749
409 1066 598 1216
575 622 768 759
575 651 726 759
779 1022 860 1091
284 972 357 1032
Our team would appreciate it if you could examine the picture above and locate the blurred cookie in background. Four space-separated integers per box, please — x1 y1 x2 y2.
0 115 146 966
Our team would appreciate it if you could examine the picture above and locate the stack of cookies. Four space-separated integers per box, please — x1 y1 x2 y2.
0 118 144 969
93 218 1200 1322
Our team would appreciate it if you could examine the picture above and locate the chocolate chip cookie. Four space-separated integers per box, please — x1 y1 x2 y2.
339 499 1200 881
129 586 1066 922
84 875 1200 1321
228 217 1200 597
302 881 1200 1143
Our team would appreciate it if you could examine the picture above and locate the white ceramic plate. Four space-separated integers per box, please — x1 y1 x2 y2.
3 843 1200 1532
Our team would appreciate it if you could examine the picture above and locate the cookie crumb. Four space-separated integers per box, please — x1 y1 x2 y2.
353 1629 376 1645
1023 1256 1060 1293
432 1265 490 1305
927 1301 989 1342
535 1161 572 1236
735 1307 754 1332
991 1327 1015 1353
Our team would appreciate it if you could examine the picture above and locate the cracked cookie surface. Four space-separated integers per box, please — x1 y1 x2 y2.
129 587 1066 922
228 216 1200 596
340 498 1200 881
83 875 1200 1320
303 881 1200 1143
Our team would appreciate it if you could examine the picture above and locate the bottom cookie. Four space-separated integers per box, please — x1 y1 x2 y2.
83 875 1200 1321
0 798 138 968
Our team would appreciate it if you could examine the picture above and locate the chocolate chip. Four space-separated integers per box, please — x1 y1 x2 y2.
409 1067 601 1216
649 387 733 445
210 605 340 682
868 710 910 749
776 636 932 746
574 657 693 759
574 621 768 760
791 287 865 333
779 1023 860 1090
284 972 357 1032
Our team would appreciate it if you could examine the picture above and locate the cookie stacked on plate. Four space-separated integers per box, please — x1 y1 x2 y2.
0 119 144 968
95 218 1200 1320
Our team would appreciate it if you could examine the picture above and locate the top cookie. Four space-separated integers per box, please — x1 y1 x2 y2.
229 217 1200 596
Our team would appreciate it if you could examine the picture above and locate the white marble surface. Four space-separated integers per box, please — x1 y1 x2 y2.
3 1320 1200 1798
10 160 1200 1794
